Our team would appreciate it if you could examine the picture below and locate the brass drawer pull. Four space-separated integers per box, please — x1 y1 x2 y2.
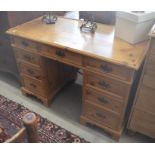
27 69 34 75
86 90 91 95
30 83 37 88
98 81 110 89
100 64 112 73
56 50 65 57
96 112 106 119
22 41 29 47
27 69 40 79
98 97 109 104
23 55 33 61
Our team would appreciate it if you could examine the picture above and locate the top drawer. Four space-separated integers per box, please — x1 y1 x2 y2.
40 45 83 67
13 37 39 52
84 58 133 82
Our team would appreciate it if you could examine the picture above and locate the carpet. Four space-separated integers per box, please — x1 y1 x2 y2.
0 95 88 143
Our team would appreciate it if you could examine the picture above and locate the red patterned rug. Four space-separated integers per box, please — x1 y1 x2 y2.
0 95 88 143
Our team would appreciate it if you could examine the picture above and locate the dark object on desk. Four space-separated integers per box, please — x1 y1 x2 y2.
80 17 97 33
42 12 57 24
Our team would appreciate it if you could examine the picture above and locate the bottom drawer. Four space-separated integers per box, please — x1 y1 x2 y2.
83 102 120 130
129 108 155 138
22 75 49 97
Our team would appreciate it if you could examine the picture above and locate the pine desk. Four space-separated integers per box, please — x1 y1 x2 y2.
7 17 148 140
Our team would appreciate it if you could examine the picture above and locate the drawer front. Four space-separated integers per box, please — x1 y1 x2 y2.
22 75 48 97
136 85 155 114
85 58 132 81
84 87 123 114
18 63 45 80
129 108 155 138
15 48 42 66
40 45 83 67
13 37 38 52
83 102 120 129
85 72 129 98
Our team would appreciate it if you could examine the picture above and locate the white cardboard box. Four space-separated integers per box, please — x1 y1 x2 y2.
115 11 155 44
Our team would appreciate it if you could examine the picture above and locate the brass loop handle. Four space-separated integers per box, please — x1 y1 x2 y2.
98 81 110 89
27 69 34 75
30 83 36 88
24 55 33 61
56 50 65 57
22 41 29 47
100 64 112 73
98 97 109 104
96 112 106 119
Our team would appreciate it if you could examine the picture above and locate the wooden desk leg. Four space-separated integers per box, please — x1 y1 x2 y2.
40 98 50 107
23 112 38 143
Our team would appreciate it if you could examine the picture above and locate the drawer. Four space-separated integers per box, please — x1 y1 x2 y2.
136 85 155 114
18 63 46 80
85 72 129 98
22 75 49 97
84 87 123 114
13 37 39 52
83 102 120 130
40 45 83 67
129 108 155 138
84 58 133 81
15 48 42 66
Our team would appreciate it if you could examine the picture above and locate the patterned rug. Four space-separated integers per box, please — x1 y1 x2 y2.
0 95 88 143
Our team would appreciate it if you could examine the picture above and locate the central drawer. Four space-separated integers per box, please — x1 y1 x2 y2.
22 75 49 97
83 102 120 130
40 44 83 67
85 71 129 98
84 87 123 114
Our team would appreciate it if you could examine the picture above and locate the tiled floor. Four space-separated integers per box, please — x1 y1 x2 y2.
0 71 154 143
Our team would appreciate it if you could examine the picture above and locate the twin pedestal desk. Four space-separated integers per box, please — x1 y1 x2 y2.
7 17 148 140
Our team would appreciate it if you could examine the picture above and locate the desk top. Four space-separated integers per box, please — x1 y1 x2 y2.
7 17 149 70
